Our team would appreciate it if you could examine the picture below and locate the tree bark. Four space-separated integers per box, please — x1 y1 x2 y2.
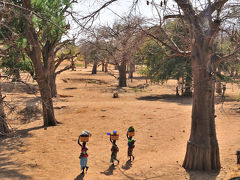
84 60 88 69
102 62 104 72
104 62 108 72
49 73 57 98
71 58 75 71
118 61 127 87
92 61 97 74
0 77 10 135
182 44 220 171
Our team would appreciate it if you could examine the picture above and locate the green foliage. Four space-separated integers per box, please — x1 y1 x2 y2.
31 0 71 42
136 38 191 83
1 48 34 77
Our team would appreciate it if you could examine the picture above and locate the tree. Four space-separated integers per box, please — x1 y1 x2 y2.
87 16 143 87
21 0 76 126
169 0 239 171
0 75 10 135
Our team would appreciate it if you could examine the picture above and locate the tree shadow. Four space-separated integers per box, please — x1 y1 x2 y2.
122 160 132 170
1 82 38 94
17 97 42 124
187 171 219 180
136 94 192 105
0 125 44 179
74 172 85 180
100 164 116 176
16 126 44 138
0 133 35 179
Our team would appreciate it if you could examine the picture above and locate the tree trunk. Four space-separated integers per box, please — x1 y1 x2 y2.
92 61 97 74
49 73 57 98
12 69 21 82
104 62 108 72
102 62 104 72
84 60 88 69
183 76 192 97
182 45 220 171
118 61 127 87
216 81 222 95
71 58 75 71
128 60 135 79
0 77 10 135
37 75 57 127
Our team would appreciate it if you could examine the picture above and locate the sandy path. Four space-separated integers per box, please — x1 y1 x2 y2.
0 67 239 180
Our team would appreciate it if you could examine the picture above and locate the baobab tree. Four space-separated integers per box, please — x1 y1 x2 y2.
147 0 240 171
81 0 240 171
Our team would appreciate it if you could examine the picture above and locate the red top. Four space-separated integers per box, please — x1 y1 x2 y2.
81 146 88 157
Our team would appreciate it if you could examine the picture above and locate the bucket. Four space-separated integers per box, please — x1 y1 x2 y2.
128 131 135 137
110 134 119 140
80 136 89 142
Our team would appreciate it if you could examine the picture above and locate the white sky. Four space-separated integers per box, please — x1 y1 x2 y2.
75 0 158 25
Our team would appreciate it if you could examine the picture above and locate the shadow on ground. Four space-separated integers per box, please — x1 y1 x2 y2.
63 77 107 85
17 97 42 124
0 125 44 179
0 128 38 180
74 172 85 180
100 164 116 176
187 171 219 180
122 160 132 170
1 82 38 94
136 94 192 105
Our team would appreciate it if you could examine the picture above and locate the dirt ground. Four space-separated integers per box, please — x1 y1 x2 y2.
0 66 240 180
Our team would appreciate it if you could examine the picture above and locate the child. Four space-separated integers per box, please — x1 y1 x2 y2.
110 137 119 165
127 131 136 161
78 135 89 174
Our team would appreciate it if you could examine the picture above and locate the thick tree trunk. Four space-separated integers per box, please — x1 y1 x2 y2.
92 61 97 74
37 76 57 127
102 62 104 72
182 45 220 171
128 61 135 79
49 73 57 98
118 61 127 87
104 62 108 72
84 60 88 69
0 78 10 135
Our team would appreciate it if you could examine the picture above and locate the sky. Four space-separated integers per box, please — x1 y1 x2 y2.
75 0 158 25
66 0 240 40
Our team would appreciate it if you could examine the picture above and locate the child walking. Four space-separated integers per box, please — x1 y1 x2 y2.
127 126 136 161
110 137 119 165
78 131 90 174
